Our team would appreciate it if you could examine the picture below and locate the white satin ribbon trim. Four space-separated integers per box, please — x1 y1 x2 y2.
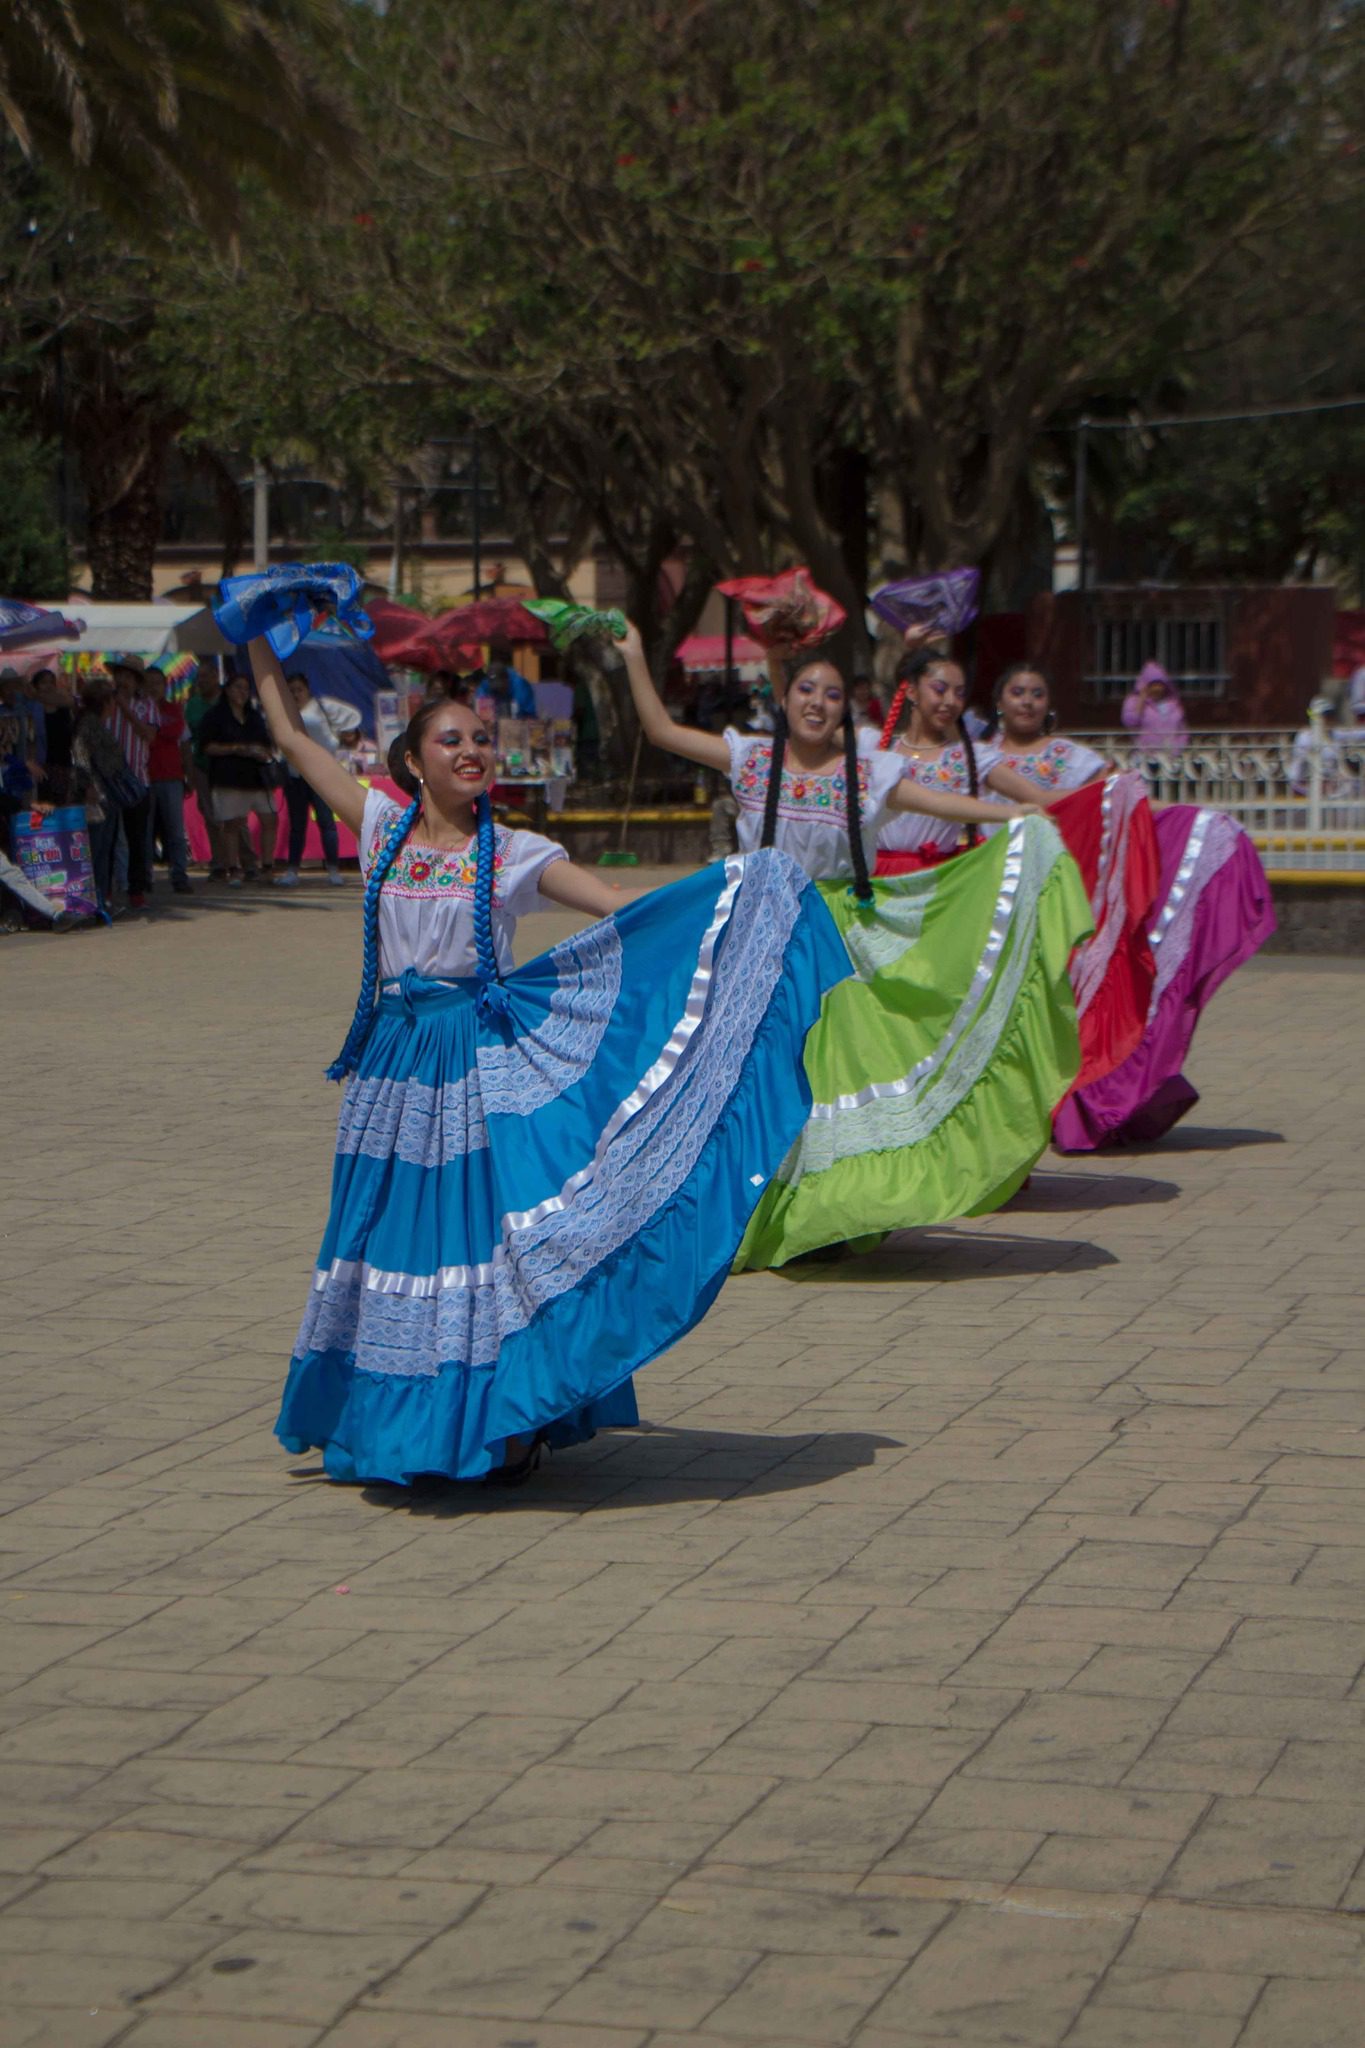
810 818 1035 1118
1071 773 1142 1021
1150 807 1214 951
313 855 747 1298
1148 808 1241 1006
780 818 1062 1183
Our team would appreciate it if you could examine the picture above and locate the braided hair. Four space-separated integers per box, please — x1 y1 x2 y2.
325 698 504 1078
758 701 790 854
471 789 510 1019
841 700 874 903
759 655 872 903
326 794 420 1081
878 647 983 848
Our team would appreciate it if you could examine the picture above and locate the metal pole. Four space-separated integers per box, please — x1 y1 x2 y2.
252 465 269 570
1074 419 1090 593
389 484 404 599
470 431 482 598
723 595 735 719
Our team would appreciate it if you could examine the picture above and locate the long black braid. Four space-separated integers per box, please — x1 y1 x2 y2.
758 701 790 853
842 703 873 902
958 715 982 848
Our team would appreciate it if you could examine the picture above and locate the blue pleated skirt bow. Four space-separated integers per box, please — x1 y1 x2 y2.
276 850 847 1483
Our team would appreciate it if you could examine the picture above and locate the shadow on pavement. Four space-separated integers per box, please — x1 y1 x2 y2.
773 1230 1118 1284
1114 1125 1285 1154
346 1425 899 1516
1012 1170 1180 1211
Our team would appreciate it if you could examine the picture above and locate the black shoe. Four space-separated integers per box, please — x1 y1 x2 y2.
51 911 83 932
171 876 194 895
483 1430 550 1488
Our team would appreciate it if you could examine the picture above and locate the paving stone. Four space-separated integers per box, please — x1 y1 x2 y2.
2 909 1360 2047
361 1884 653 2018
863 1899 1130 2040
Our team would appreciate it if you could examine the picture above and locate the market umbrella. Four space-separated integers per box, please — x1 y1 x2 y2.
0 599 82 650
380 598 550 675
364 596 436 667
267 616 391 737
441 597 549 645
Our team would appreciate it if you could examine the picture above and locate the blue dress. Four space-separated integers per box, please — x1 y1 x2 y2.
275 832 847 1484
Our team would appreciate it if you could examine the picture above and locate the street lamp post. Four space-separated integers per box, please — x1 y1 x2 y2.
1074 417 1090 594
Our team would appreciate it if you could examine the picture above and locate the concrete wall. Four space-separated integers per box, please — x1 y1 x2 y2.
1263 882 1365 957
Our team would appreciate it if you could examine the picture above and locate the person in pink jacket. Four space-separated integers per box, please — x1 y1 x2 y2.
1122 661 1188 747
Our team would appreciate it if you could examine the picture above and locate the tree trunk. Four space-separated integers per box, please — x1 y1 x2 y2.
77 397 180 600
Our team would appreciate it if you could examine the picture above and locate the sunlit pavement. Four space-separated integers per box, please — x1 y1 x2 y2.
2 871 1362 2047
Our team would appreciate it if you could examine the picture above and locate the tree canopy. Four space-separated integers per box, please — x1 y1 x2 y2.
1 0 1362 661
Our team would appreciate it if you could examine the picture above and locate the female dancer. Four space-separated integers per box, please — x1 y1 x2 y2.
985 657 1273 1146
990 662 1109 793
988 660 1160 1101
622 635 1092 1265
1018 671 1274 1149
864 648 1045 872
240 617 848 1485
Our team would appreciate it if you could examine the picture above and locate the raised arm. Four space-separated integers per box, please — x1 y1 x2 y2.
248 638 366 834
620 622 731 774
887 779 1042 826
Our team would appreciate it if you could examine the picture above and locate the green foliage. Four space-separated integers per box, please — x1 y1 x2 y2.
0 417 68 597
162 0 1361 607
1110 413 1365 584
0 0 354 240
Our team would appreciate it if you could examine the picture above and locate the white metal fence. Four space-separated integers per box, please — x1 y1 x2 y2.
1070 725 1365 876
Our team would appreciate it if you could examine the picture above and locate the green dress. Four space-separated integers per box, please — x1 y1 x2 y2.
735 817 1093 1269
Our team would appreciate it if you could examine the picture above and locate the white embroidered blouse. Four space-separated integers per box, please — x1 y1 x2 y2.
360 789 567 980
995 736 1107 794
856 729 1003 853
724 730 904 882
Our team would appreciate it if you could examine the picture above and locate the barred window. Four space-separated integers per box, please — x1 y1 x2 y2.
1085 612 1228 701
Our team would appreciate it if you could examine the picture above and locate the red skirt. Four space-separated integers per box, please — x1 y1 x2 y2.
1047 776 1159 1096
874 842 964 877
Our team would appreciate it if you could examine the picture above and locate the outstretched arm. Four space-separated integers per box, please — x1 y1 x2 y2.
983 760 1049 805
620 622 731 773
248 638 367 834
538 859 643 918
887 779 1042 825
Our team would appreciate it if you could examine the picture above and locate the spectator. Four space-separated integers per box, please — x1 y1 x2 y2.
424 668 469 703
198 672 279 886
144 668 194 895
1121 660 1188 748
103 654 157 909
0 664 47 773
1290 679 1358 798
850 675 886 732
471 636 536 716
0 690 68 930
32 670 74 788
276 671 355 887
184 667 226 874
71 676 128 915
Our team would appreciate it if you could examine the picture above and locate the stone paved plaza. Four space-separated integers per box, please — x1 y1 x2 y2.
2 874 1363 2048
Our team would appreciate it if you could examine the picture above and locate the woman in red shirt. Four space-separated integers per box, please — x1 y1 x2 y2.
145 669 194 894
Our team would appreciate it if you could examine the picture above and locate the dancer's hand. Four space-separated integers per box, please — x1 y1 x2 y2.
900 621 945 654
620 620 644 659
